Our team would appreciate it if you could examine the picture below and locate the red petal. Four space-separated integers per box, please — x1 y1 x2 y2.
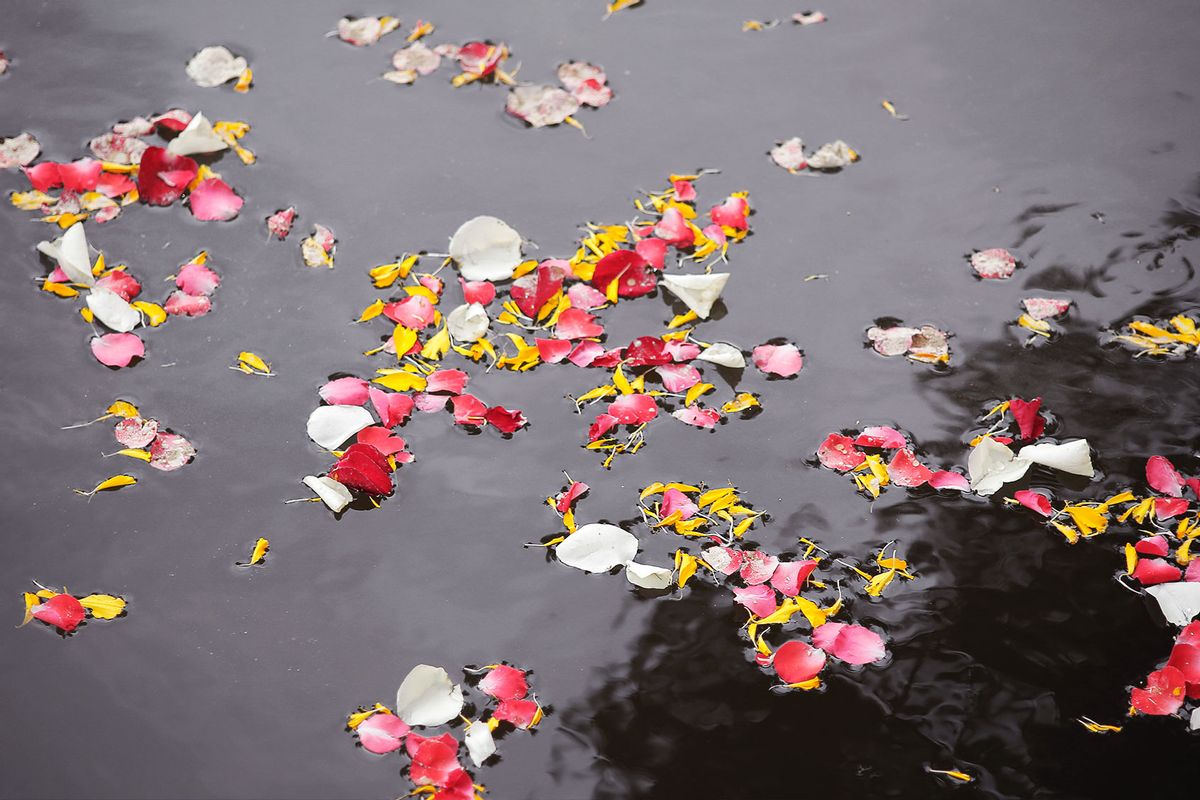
634 237 668 269
58 159 103 192
136 146 197 206
1167 643 1200 684
451 394 488 426
1130 666 1185 715
461 279 496 306
24 162 63 192
1132 558 1183 586
769 560 818 596
535 338 573 363
1156 497 1190 520
493 698 539 729
1135 535 1171 557
590 249 656 298
426 369 468 395
96 171 137 198
817 433 866 472
588 413 618 442
95 270 142 302
484 406 527 433
607 394 658 424
407 734 463 786
479 665 528 701
625 336 672 366
31 593 86 633
510 262 564 317
355 426 409 457
555 481 590 513
773 640 826 684
1013 489 1053 517
568 340 605 367
1147 455 1185 497
671 179 696 202
1008 397 1045 441
369 388 414 428
330 447 394 495
887 448 933 487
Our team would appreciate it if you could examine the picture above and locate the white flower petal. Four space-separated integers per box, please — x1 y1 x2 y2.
395 664 465 727
555 523 638 573
305 405 374 449
695 342 745 369
968 437 1032 496
86 288 141 332
1146 582 1200 626
625 561 673 589
302 475 353 513
1015 439 1094 477
185 45 247 88
446 302 490 343
660 273 730 320
166 112 229 156
448 216 523 282
37 222 94 286
464 720 496 767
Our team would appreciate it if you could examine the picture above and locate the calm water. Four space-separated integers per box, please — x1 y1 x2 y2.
2 1 1199 798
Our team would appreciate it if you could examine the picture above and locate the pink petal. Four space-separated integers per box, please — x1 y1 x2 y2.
572 78 613 107
91 333 144 367
31 594 86 633
607 394 658 424
1008 397 1045 441
493 698 539 729
752 343 803 376
853 426 907 449
817 433 866 472
136 146 197 205
58 158 103 192
369 388 413 428
588 413 618 442
770 560 818 596
1013 489 1053 517
1130 666 1185 716
163 291 211 317
812 622 886 665
656 363 701 392
452 394 487 426
1132 559 1183 586
1022 297 1071 320
704 546 742 575
970 248 1018 279
1187 561 1200 583
664 341 701 361
929 470 970 491
461 279 496 306
653 208 694 248
176 261 221 296
319 377 369 406
417 275 443 296
95 270 142 302
426 369 468 395
406 734 463 785
96 171 136 198
356 712 409 755
536 338 573 363
1135 535 1171 557
479 665 528 701
709 195 749 231
555 481 589 513
555 307 605 340
739 551 780 585
732 584 778 618
266 207 296 240
886 448 933 487
773 640 826 684
660 488 698 520
25 161 63 192
1168 643 1200 685
672 405 721 429
566 283 608 310
634 237 668 269
114 416 158 448
413 392 449 413
355 426 410 457
148 432 196 471
383 296 436 329
188 177 244 221
1155 497 1190 520
484 406 527 434
672 179 696 202
1147 455 1185 498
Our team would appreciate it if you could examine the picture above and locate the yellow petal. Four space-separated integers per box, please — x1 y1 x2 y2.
248 537 270 566
107 400 140 418
78 594 126 619
238 351 271 373
372 371 427 392
74 474 137 496
115 448 151 462
132 301 167 327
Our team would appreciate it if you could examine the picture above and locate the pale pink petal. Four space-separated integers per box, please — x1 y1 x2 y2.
929 470 970 491
660 488 698 520
812 622 886 665
732 584 778 618
188 177 244 221
163 291 211 317
1022 297 1071 320
319 377 370 406
854 426 907 449
567 283 608 310
970 248 1017 279
356 713 409 755
115 416 158 448
703 546 742 575
656 363 701 392
752 343 803 376
176 261 221 296
739 551 780 585
770 560 818 596
1147 456 1185 498
654 207 694 248
672 405 720 428
91 333 144 367
568 340 605 368
414 392 449 413
148 432 196 471
384 296 436 329
664 341 701 362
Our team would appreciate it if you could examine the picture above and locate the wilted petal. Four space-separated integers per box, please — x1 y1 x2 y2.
626 561 673 589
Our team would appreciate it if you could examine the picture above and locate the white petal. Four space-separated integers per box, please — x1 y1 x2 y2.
625 561 673 589
86 288 141 332
166 112 229 156
395 665 465 727
1016 440 1094 477
702 546 734 573
446 302 490 343
695 342 745 369
37 222 94 286
448 216 523 282
464 720 496 767
1146 582 1200 626
305 405 374 449
302 475 353 513
968 437 1031 496
185 45 247 88
660 273 730 319
555 523 638 573
1191 706 1200 732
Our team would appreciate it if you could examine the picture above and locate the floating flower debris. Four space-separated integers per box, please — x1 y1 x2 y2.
0 131 39 168
1015 296 1072 343
346 662 544 798
233 351 274 376
969 247 1019 280
816 426 968 498
769 137 859 174
538 482 899 690
65 399 196 486
238 537 270 567
300 224 336 267
866 321 952 366
881 99 909 121
1104 311 1200 358
35 228 221 367
793 10 828 25
603 0 643 18
19 582 126 634
336 15 402 47
506 62 613 132
185 45 252 92
266 206 297 240
11 109 253 227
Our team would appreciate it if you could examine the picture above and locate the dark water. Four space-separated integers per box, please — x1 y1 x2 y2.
2 1 1200 798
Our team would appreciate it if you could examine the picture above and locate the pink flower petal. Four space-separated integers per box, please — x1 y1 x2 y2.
770 560 818 596
970 248 1018 279
853 426 907 449
452 394 487 426
607 394 658 424
773 640 826 684
137 146 198 205
413 392 449 413
752 343 803 377
461 279 496 306
163 291 211 317
484 406 527 434
732 584 778 618
555 481 589 513
536 338 573 363
1135 535 1171 557
1155 497 1190 520
25 161 63 192
369 388 413 428
188 177 244 221
671 179 696 202
566 283 608 310
572 78 613 108
624 336 672 367
493 698 539 729
1168 643 1200 685
176 261 221 296
634 237 668 269
1147 455 1185 497
31 593 86 633
426 369 468 395
555 307 605 340
656 363 701 392
319 377 369 406
383 295 436 329
1022 297 1071 320
929 470 970 491
148 432 196 471
664 341 701 361
709 195 749 231
590 249 656 298
673 405 720 428
95 270 142 302
58 159 103 193
817 433 866 472
704 546 742 575
653 208 694 248
812 622 886 665
588 413 618 442
739 551 780 585
356 712 409 755
479 665 528 701
266 207 296 240
1013 489 1053 517
1130 666 1185 716
355 426 410 457
660 488 698 520
90 333 144 367
886 448 933 487
406 733 463 786
1132 558 1183 586
114 416 158 448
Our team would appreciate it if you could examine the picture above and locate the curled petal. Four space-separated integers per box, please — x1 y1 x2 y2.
773 640 826 684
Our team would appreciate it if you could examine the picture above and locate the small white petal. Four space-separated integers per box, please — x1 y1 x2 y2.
695 342 746 369
185 45 247 88
1146 582 1200 626
968 437 1031 496
446 302 490 343
86 288 141 332
302 475 353 513
1016 440 1094 477
555 523 638 573
37 222 94 286
464 720 496 767
449 216 523 282
305 405 374 449
395 665 465 726
625 561 673 589
166 112 229 156
660 273 730 319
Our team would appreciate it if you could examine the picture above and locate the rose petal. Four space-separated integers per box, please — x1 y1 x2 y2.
90 333 144 367
812 622 886 665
